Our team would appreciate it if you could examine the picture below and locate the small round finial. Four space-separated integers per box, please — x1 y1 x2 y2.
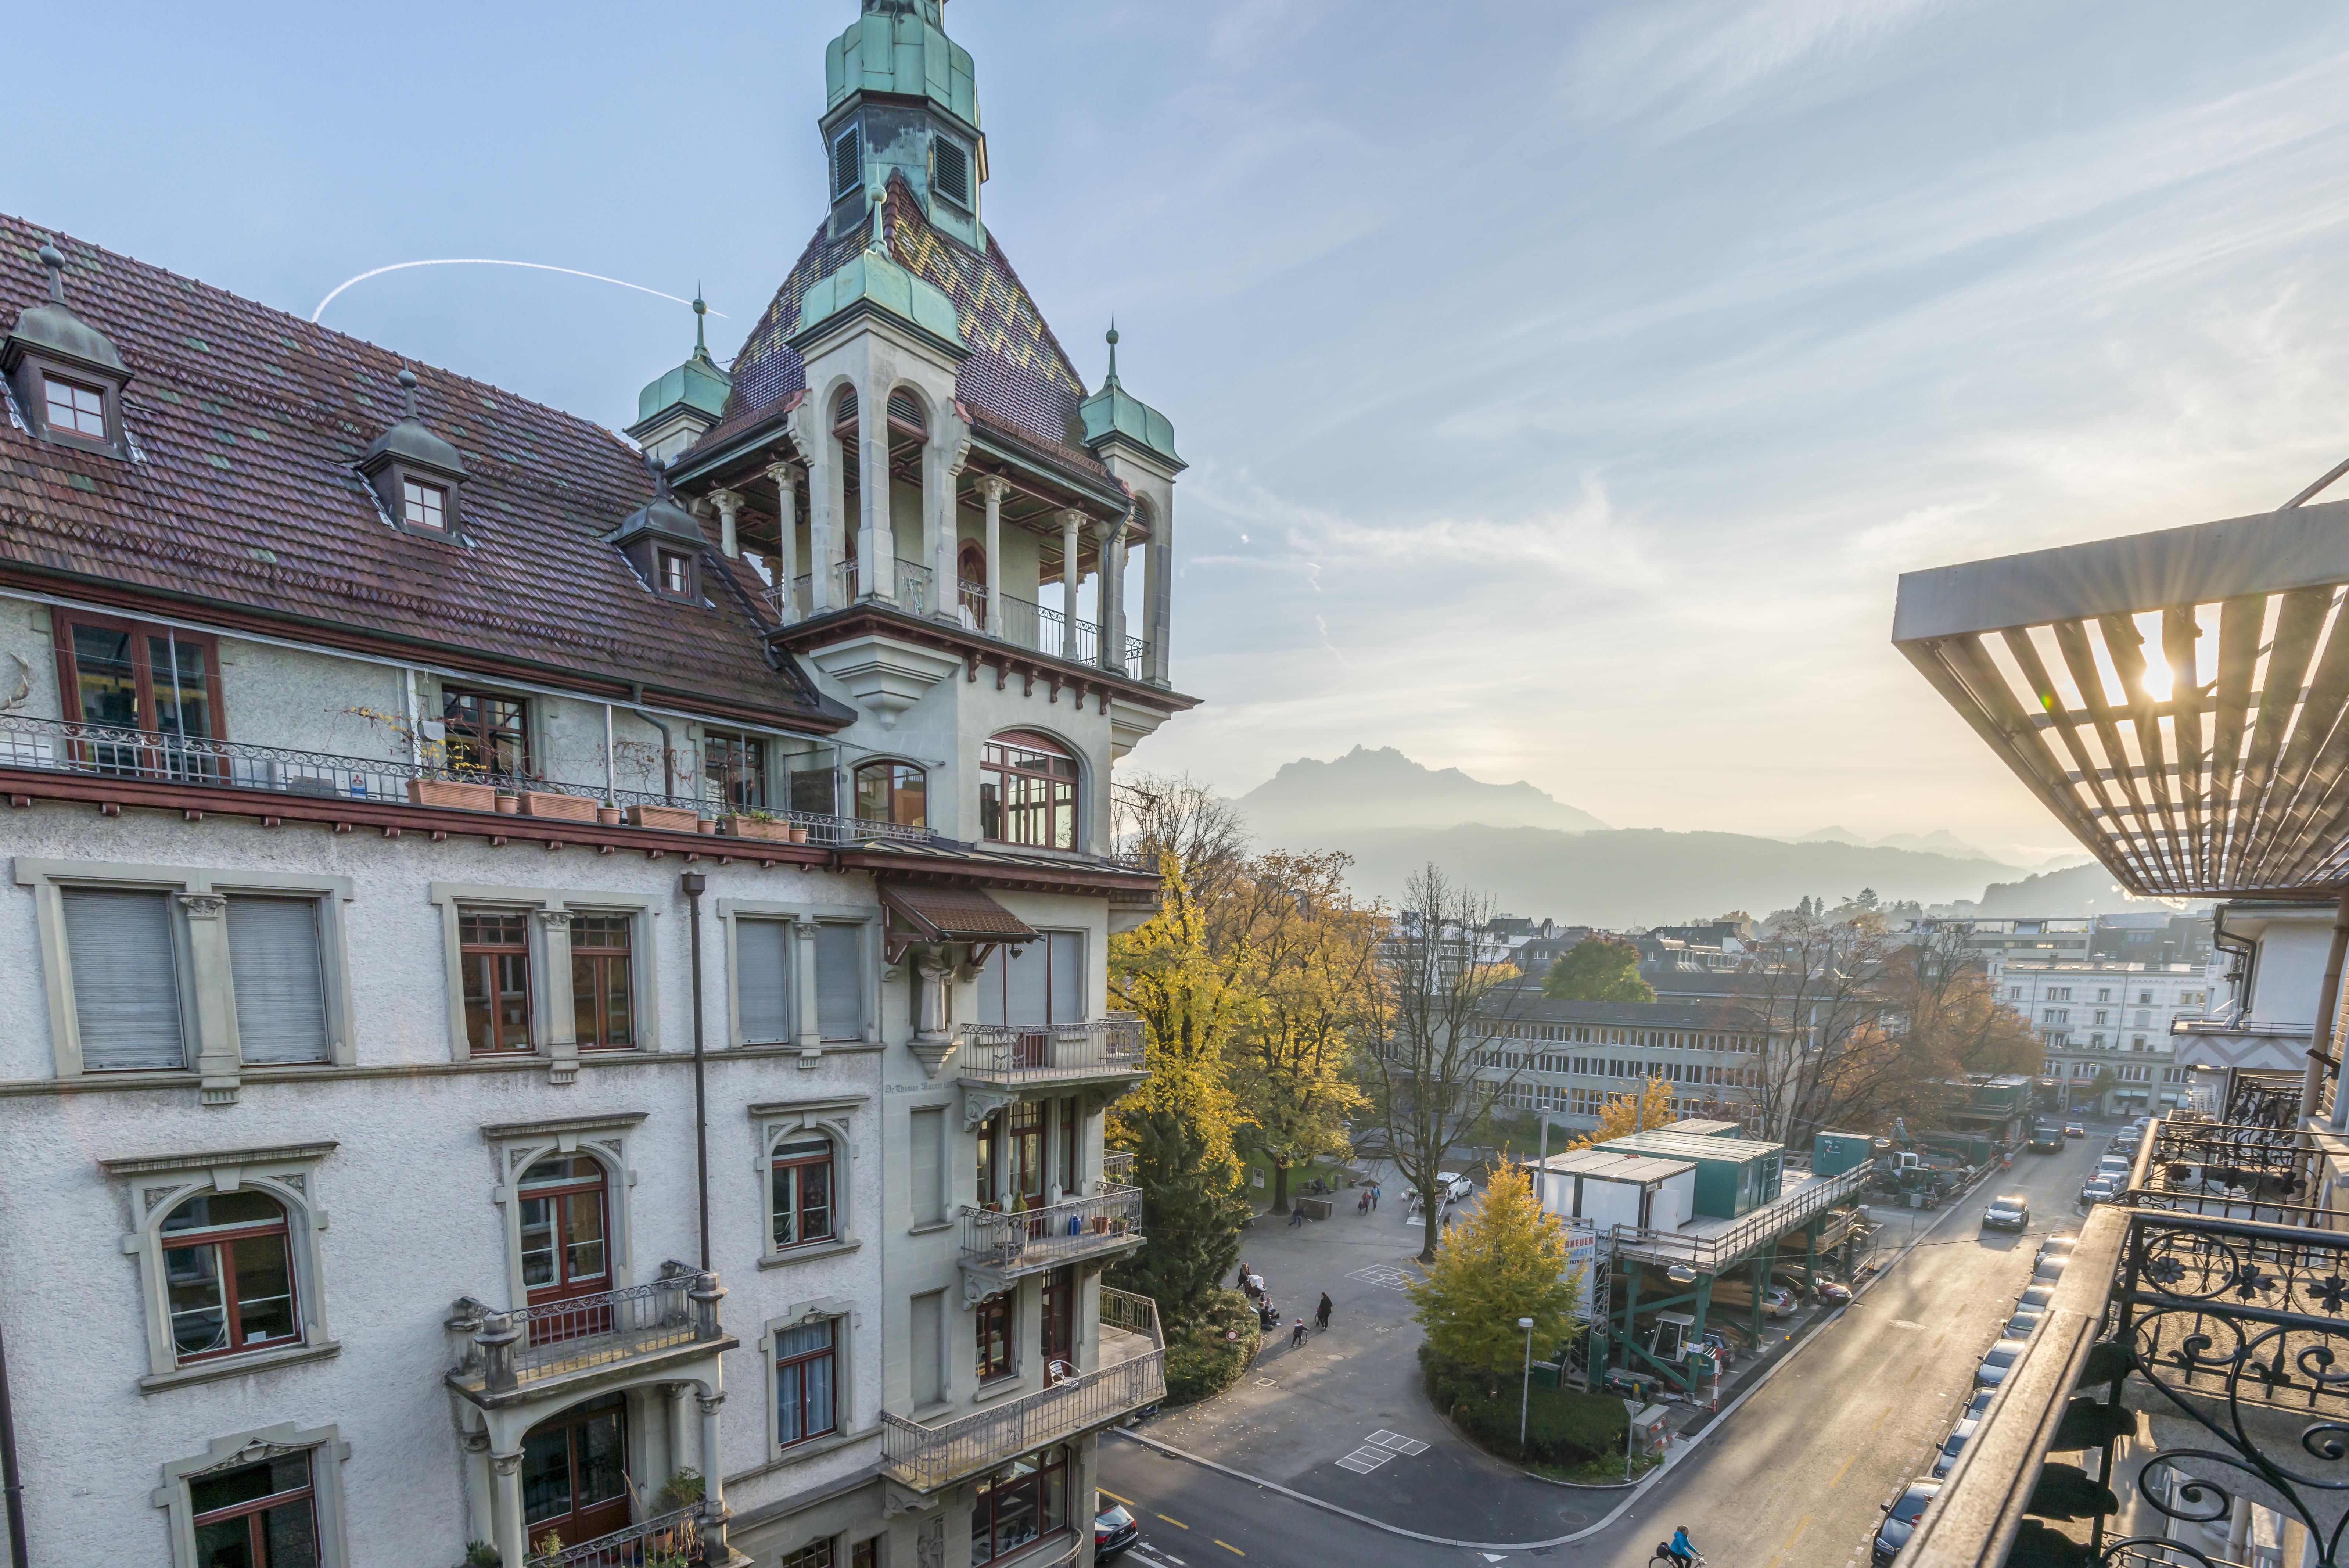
37 243 65 304
397 367 419 391
693 292 707 318
1106 325 1119 347
37 243 63 271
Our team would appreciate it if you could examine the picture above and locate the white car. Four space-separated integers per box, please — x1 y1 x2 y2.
1436 1171 1475 1203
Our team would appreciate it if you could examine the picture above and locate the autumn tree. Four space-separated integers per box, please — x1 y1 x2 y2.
1223 850 1380 1214
1368 865 1530 1263
1407 1161 1582 1391
1566 1077 1680 1149
1114 771 1250 912
1542 937 1655 1003
1107 855 1253 1321
1733 905 1910 1142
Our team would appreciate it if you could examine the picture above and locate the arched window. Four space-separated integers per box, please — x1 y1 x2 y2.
160 1190 299 1361
981 731 1077 849
854 761 927 829
518 1155 609 1306
958 540 988 622
770 1135 836 1249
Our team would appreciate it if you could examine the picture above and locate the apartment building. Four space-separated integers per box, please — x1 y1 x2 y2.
1995 961 2208 1116
1468 999 1772 1134
0 6 1190 1567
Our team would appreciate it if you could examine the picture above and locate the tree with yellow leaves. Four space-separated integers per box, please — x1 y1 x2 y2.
1567 1077 1681 1150
1407 1160 1583 1390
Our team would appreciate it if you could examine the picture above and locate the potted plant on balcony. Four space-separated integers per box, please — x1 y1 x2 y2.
520 789 599 821
722 810 791 842
624 803 701 832
493 792 521 814
340 704 500 812
596 801 622 826
406 775 498 811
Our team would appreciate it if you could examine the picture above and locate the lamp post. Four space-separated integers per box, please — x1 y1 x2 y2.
1518 1316 1536 1451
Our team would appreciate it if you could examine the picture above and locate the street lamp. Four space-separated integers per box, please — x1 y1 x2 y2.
1518 1317 1536 1450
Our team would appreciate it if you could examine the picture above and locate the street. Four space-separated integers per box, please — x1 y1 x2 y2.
1101 1130 2115 1568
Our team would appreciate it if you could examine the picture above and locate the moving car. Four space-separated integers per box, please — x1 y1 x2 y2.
1931 1418 1980 1479
1976 1338 2030 1387
2064 1123 2086 1138
1982 1194 2029 1232
2028 1124 2065 1153
1874 1481 1942 1564
1096 1501 1139 1561
2080 1178 2118 1207
1436 1171 1475 1203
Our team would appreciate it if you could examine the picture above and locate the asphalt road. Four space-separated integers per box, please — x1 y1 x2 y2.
1101 1129 2119 1568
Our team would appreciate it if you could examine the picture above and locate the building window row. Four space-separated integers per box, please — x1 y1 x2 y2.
1476 1050 1758 1088
1492 1020 1753 1051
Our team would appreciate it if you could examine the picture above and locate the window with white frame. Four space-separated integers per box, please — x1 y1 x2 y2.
157 1424 352 1568
20 862 353 1090
104 1142 338 1388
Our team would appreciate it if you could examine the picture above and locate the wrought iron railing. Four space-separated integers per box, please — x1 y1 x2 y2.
1103 1151 1135 1187
879 1289 1164 1493
0 713 927 846
960 1187 1142 1274
526 1505 704 1568
835 556 935 615
1901 1116 2349 1567
453 1272 725 1397
956 1013 1146 1084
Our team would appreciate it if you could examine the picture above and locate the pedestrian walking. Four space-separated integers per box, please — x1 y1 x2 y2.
1315 1292 1332 1331
1357 1191 1369 1215
1290 1317 1308 1349
1286 1205 1306 1228
1236 1260 1250 1292
1371 1183 1380 1210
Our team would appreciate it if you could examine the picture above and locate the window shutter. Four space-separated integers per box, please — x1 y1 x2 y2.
832 128 862 197
815 923 863 1041
933 139 969 206
1006 939 1049 1025
227 896 330 1064
61 887 186 1070
1049 932 1082 1024
910 1106 945 1226
911 1290 944 1407
975 951 1006 1028
737 919 793 1042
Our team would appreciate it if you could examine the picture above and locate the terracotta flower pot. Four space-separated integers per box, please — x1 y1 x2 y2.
789 826 809 844
493 794 521 814
697 818 717 835
406 778 497 811
596 806 622 826
722 816 790 841
520 791 598 822
624 804 701 832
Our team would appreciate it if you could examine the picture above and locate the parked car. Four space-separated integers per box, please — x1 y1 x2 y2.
2064 1123 2086 1138
1932 1418 1981 1479
2080 1178 2118 1206
2016 1284 2057 1315
1976 1339 2030 1387
1875 1481 1942 1564
1964 1386 1997 1420
2034 1238 2077 1267
2032 1256 2068 1285
1771 1269 1850 1305
1981 1194 2029 1232
1714 1279 1800 1319
1436 1171 1475 1203
2003 1308 2043 1338
1096 1501 1140 1561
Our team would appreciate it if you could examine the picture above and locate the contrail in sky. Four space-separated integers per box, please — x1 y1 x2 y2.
312 259 724 324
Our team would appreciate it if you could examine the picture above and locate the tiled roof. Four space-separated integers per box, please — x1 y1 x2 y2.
1485 994 1765 1031
703 179 1116 490
879 882 1038 942
0 214 838 727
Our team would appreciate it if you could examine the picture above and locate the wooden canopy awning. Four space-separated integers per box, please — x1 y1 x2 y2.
879 883 1039 945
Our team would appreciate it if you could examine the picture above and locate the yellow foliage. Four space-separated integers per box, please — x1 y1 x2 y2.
1109 853 1247 1189
1566 1078 1680 1150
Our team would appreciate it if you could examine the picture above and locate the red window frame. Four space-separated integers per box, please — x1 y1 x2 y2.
161 1192 301 1363
460 908 535 1054
569 914 634 1051
1041 1266 1074 1368
521 1394 629 1549
774 1317 839 1448
980 731 1077 850
958 540 987 618
1008 1102 1046 1205
518 1154 610 1307
442 686 531 780
976 1292 1013 1382
971 1445 1070 1565
771 1136 836 1250
53 610 225 744
190 1452 319 1567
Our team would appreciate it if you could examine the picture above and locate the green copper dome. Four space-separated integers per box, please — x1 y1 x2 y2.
1080 327 1181 467
636 296 732 424
825 1 977 130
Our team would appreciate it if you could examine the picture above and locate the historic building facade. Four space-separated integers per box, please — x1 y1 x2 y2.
0 4 1188 1567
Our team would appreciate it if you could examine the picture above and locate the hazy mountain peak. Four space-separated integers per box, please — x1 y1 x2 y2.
1238 747 1609 840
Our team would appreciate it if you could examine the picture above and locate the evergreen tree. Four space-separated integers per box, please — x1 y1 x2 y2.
1407 1162 1582 1389
1541 937 1656 1003
1108 1101 1250 1321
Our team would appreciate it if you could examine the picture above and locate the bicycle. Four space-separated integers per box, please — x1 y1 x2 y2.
1645 1549 1706 1568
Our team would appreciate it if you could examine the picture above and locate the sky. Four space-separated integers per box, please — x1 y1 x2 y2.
13 1 2349 867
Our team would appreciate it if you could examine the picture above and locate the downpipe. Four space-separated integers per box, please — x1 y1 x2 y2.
0 1318 28 1568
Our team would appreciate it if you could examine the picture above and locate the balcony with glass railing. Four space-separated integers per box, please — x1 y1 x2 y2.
955 1013 1147 1090
445 1268 736 1410
879 1288 1165 1495
1899 1117 2349 1568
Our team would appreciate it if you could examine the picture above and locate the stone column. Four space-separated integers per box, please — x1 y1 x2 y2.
177 893 240 1106
766 463 801 621
666 1382 694 1486
538 909 579 1085
977 476 1009 637
1059 509 1085 657
491 1450 527 1568
859 376 895 603
793 916 822 1049
1094 517 1128 674
1146 496 1173 685
710 488 741 559
809 410 841 613
696 1390 729 1515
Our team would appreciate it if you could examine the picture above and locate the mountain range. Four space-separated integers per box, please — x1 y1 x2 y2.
1229 748 2154 926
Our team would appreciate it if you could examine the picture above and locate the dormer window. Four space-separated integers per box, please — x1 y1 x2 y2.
402 478 447 532
659 549 693 599
44 375 106 440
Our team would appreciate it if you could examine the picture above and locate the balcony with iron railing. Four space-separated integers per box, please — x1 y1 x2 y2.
525 1506 705 1568
0 713 935 848
446 1269 736 1410
959 1184 1144 1289
955 1013 1147 1090
880 1287 1165 1494
1900 1116 2349 1568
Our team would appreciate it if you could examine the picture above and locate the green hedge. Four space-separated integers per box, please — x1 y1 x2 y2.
1420 1346 1628 1467
1163 1289 1261 1406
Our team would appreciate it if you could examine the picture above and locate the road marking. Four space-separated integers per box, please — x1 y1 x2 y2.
1904 1361 1924 1385
1930 1332 1947 1349
1764 1513 1813 1568
1870 1403 1894 1430
1157 1514 1189 1529
1214 1542 1245 1556
1828 1454 1857 1489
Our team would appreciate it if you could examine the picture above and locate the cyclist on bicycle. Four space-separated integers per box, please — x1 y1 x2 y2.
1665 1525 1698 1567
